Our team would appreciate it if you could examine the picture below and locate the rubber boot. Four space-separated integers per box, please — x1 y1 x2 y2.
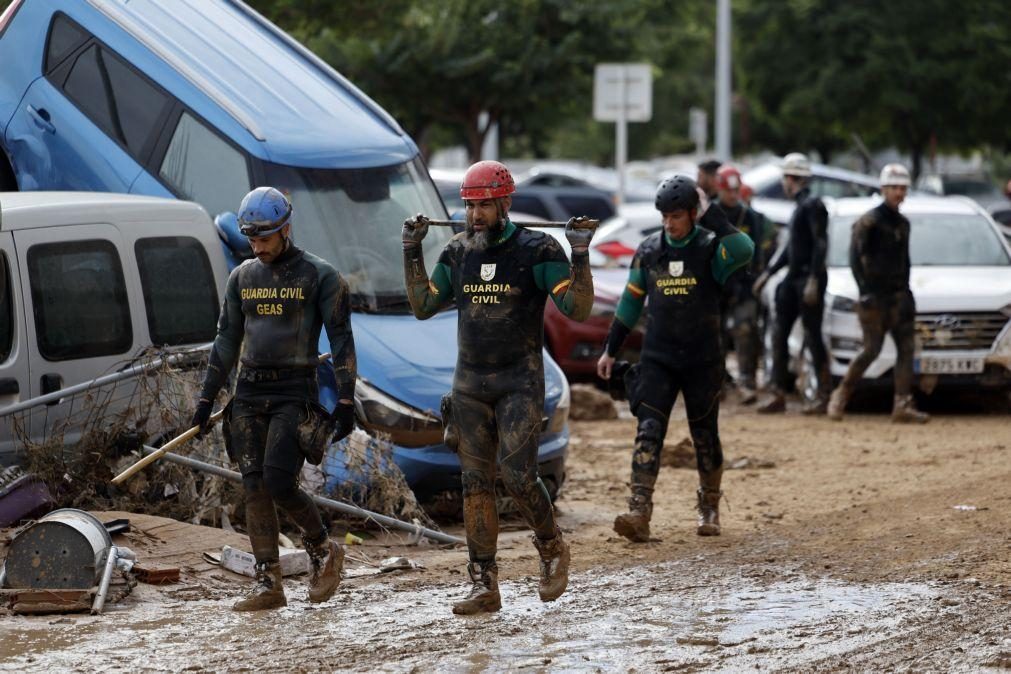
827 383 852 421
891 394 929 424
532 529 570 602
305 536 344 603
233 561 286 611
756 391 786 414
696 469 723 536
452 561 501 615
613 493 653 543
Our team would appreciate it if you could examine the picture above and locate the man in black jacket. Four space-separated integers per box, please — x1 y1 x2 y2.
828 164 929 423
192 187 357 611
754 153 831 414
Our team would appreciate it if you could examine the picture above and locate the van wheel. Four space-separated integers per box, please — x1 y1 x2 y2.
0 153 17 191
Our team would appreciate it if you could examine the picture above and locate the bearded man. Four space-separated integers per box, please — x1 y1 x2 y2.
402 160 594 615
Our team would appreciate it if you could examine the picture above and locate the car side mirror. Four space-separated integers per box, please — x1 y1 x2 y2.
214 211 253 264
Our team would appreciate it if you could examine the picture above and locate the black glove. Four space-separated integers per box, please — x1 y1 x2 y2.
190 398 213 437
564 216 594 255
402 213 430 249
331 401 356 442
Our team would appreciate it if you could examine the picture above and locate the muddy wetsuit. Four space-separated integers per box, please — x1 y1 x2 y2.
198 243 356 567
604 207 753 505
718 202 768 390
404 220 592 563
839 202 916 393
765 187 829 394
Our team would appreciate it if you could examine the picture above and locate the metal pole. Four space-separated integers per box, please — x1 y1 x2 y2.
141 446 464 546
0 347 210 418
615 66 627 207
91 546 118 615
423 219 597 230
715 0 732 161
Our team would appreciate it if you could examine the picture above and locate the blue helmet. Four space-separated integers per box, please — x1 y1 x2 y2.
237 187 292 237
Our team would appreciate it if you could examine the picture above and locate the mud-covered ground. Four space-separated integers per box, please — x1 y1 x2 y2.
2 396 1009 672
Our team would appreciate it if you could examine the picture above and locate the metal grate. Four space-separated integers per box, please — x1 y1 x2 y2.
915 312 1008 350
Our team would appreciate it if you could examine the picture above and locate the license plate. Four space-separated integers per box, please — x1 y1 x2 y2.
915 357 985 375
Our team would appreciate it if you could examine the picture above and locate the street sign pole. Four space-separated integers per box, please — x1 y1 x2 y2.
615 67 627 207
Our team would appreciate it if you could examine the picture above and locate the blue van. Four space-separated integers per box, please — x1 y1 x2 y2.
0 0 570 501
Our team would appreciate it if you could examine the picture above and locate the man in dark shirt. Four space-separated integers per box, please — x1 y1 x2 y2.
597 176 753 541
715 165 768 403
754 153 831 414
402 161 594 615
828 164 928 423
192 187 357 611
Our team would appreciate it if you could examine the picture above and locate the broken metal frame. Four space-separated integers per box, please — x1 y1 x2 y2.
142 445 464 546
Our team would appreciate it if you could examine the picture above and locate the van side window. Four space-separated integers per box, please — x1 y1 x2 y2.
135 237 218 346
159 112 251 217
27 241 132 361
0 253 12 363
44 13 89 74
510 195 552 220
59 43 170 159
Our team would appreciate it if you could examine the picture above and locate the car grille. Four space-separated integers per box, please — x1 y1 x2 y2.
915 312 1008 350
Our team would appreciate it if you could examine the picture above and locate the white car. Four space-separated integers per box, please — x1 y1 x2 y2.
745 160 880 226
763 195 1011 400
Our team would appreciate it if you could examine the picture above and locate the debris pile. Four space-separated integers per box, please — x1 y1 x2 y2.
569 384 618 421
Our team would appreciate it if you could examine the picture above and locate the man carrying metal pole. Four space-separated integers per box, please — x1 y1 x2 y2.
828 164 928 423
598 177 754 541
402 160 595 615
190 187 357 611
754 152 832 414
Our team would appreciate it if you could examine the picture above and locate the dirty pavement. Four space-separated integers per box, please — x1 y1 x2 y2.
1 401 1009 672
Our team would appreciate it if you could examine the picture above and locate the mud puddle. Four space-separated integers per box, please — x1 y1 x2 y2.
4 557 1003 673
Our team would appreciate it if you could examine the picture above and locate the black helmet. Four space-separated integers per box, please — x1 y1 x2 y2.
655 175 700 213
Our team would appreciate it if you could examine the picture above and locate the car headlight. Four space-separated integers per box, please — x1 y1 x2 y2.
830 294 857 312
546 378 570 434
355 378 443 447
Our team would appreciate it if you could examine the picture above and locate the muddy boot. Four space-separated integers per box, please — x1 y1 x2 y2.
306 536 344 603
532 530 570 602
452 561 501 615
756 391 786 414
827 383 852 421
613 494 653 543
696 487 723 536
801 394 829 416
233 561 286 611
738 383 758 405
891 394 929 424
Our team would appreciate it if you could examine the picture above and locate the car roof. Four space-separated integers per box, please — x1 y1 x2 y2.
827 195 986 218
743 161 878 187
0 191 210 230
88 0 416 168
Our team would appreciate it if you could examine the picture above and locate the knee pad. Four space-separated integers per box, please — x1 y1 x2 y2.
461 470 493 497
635 417 663 452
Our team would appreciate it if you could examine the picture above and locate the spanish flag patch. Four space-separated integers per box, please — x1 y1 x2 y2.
627 283 646 298
551 279 572 295
428 280 440 295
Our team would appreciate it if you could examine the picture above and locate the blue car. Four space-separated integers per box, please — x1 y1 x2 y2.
0 0 570 501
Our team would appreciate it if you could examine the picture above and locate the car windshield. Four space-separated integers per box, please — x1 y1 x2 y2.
828 211 1011 267
263 157 450 313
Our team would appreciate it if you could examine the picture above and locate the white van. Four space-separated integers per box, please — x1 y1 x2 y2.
0 192 228 464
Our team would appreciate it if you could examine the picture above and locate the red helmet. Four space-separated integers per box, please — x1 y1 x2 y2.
460 160 515 200
716 165 742 191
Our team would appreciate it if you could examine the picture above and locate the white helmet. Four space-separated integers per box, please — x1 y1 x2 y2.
879 163 911 187
782 152 812 178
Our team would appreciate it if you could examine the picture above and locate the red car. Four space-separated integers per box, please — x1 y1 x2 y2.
544 267 643 381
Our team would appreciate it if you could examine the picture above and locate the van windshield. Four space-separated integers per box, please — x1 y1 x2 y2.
263 157 450 313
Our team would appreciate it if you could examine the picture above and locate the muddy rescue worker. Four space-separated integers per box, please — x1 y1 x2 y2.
402 160 594 615
828 164 928 423
597 176 754 541
715 165 768 404
754 152 831 414
191 187 357 611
